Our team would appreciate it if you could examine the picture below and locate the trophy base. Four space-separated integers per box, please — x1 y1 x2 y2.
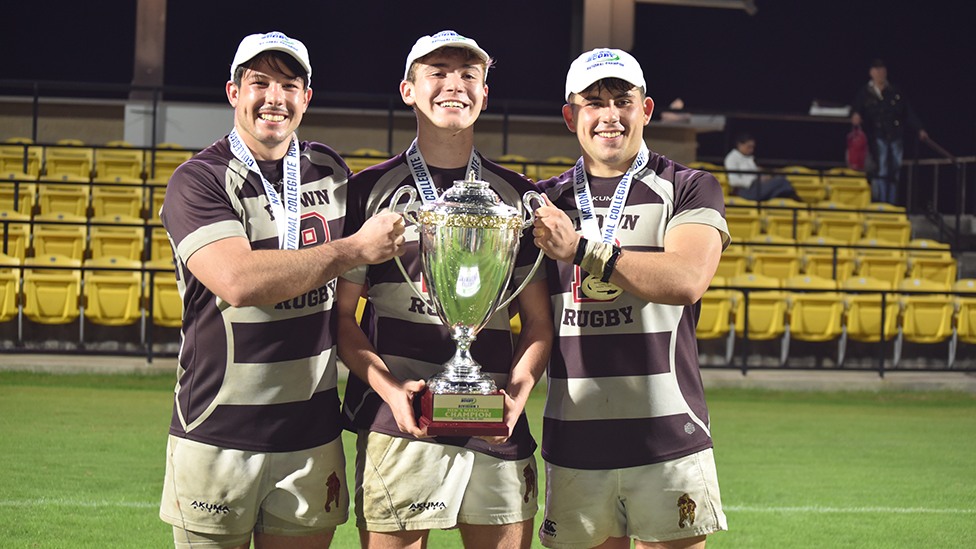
419 389 507 436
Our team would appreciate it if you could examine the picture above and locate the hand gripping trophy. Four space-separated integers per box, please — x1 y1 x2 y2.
386 173 543 436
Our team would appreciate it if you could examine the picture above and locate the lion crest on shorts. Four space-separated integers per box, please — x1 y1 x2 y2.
677 493 696 528
522 464 537 503
325 471 341 512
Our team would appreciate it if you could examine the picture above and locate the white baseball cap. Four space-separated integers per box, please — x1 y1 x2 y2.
564 48 645 101
231 31 312 85
403 30 491 80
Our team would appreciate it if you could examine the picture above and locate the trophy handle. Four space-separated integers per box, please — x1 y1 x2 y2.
378 186 429 303
494 190 546 312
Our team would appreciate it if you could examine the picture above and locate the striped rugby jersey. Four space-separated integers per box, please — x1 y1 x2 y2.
340 151 541 461
536 150 730 470
160 137 350 452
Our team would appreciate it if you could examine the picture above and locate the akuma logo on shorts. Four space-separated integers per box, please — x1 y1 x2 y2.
191 500 230 514
408 501 447 512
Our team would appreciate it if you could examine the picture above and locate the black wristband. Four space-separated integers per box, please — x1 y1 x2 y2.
601 246 622 283
573 237 587 266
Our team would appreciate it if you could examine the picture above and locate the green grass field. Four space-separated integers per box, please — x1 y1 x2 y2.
1 371 974 548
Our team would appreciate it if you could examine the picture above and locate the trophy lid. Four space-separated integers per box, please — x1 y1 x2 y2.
418 174 522 230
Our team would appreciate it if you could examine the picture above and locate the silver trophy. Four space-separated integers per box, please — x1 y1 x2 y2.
386 175 543 435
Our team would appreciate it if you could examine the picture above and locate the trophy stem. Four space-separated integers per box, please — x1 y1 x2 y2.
427 325 498 395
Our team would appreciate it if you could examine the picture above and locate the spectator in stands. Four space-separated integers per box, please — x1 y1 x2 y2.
724 132 800 201
851 58 928 205
157 31 405 549
531 48 729 548
335 30 552 548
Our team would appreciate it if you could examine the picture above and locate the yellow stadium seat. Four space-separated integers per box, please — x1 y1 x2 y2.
863 217 912 246
730 273 789 365
716 244 750 279
855 249 909 288
786 275 844 344
952 279 976 352
862 202 907 221
906 238 950 258
0 253 20 323
762 198 813 240
841 276 899 351
83 256 143 326
495 154 538 181
93 147 145 182
0 210 31 260
825 176 871 209
344 148 389 174
37 180 90 216
894 278 954 367
149 227 173 261
145 258 182 328
146 148 192 183
799 236 856 281
780 166 826 204
537 156 576 181
749 235 801 280
0 181 37 215
0 142 42 180
91 184 143 219
147 186 167 222
23 254 82 324
88 215 146 261
697 276 737 365
42 144 93 181
31 213 88 260
908 254 957 287
813 202 864 243
725 209 762 242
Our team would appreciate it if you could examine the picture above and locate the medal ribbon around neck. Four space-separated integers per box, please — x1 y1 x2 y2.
572 141 649 244
406 138 482 204
228 127 302 250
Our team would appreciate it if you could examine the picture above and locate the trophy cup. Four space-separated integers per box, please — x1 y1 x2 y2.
386 176 543 436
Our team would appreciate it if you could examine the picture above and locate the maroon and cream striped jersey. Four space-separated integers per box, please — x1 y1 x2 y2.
340 152 541 461
160 137 350 452
536 150 730 470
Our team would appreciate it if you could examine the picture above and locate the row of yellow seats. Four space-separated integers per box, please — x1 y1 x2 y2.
0 138 191 184
692 162 868 205
699 274 976 368
340 149 579 182
0 212 170 262
0 180 166 220
0 254 180 328
726 199 910 244
719 237 957 287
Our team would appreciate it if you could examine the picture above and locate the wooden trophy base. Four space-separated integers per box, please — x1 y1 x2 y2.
419 388 508 436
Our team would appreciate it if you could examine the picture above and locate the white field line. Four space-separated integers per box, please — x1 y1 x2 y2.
1 500 973 515
726 505 975 514
0 498 157 509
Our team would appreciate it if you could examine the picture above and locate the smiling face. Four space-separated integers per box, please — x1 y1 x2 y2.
226 53 312 160
400 48 488 135
563 79 654 177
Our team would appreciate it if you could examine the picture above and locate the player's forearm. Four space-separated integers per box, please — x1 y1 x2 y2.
337 316 404 400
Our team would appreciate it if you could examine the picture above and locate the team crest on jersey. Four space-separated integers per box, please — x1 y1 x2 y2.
300 212 331 246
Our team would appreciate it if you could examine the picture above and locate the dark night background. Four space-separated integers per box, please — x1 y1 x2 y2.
6 1 975 163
